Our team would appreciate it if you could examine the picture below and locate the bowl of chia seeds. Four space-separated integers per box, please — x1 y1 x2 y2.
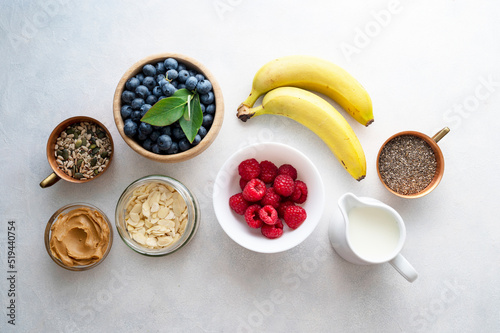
40 116 114 188
376 127 449 198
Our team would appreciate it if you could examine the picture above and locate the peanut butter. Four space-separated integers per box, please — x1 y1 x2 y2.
50 207 110 267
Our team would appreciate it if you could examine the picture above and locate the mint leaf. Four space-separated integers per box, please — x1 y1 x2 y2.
141 97 186 126
179 93 203 143
173 88 191 99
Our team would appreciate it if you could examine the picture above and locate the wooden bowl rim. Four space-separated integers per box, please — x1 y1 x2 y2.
46 116 114 183
376 130 445 199
113 53 224 163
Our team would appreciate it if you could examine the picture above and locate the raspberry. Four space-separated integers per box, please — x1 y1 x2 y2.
275 219 284 229
242 179 266 202
244 204 263 229
260 187 281 208
258 205 278 225
229 193 250 215
278 164 297 180
273 174 295 197
277 200 295 218
259 160 278 183
283 206 307 230
239 178 248 191
291 180 308 204
238 158 261 181
261 224 283 239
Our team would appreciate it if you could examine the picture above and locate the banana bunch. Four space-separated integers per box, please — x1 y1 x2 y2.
237 55 373 181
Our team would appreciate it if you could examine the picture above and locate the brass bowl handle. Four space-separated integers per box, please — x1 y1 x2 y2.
40 172 61 188
432 127 450 143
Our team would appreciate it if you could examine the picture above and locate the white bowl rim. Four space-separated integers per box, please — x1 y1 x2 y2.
213 142 325 253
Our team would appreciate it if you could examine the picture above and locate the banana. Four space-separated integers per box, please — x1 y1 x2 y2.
238 87 366 181
238 55 374 126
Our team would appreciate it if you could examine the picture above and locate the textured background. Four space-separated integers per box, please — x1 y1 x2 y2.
1 0 499 332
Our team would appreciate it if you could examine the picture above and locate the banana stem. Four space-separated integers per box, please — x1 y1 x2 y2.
237 104 258 122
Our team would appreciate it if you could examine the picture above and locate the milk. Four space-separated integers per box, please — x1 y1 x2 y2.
347 206 400 262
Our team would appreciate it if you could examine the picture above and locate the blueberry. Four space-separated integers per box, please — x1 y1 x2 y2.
131 98 145 110
172 127 185 140
146 94 157 105
142 139 153 151
188 69 197 77
191 134 202 146
200 103 206 113
121 90 135 103
156 74 165 82
149 130 161 142
152 144 161 154
135 73 145 82
158 78 168 87
166 142 179 155
197 79 212 94
177 83 186 90
177 63 186 71
155 61 166 74
206 103 215 115
126 77 140 91
135 85 150 99
171 80 179 88
137 132 148 141
130 111 142 122
121 105 133 119
157 134 173 150
158 96 166 101
140 104 152 117
166 69 178 81
195 74 205 81
123 119 138 137
164 58 178 70
178 138 191 151
142 76 156 90
139 122 153 135
152 86 163 97
162 83 176 97
177 70 189 83
200 91 214 105
202 114 214 127
161 126 172 136
198 126 207 138
143 64 156 77
185 76 198 91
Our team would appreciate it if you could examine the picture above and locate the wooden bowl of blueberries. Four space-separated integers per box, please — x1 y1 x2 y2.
113 53 224 162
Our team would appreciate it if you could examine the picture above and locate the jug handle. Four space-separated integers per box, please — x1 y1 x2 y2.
389 254 418 282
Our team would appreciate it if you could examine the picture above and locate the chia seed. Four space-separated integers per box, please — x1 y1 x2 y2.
378 135 437 195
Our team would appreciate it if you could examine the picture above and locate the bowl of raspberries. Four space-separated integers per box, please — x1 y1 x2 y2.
213 142 325 253
113 53 224 162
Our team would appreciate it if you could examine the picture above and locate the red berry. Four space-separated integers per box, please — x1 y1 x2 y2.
238 158 261 181
242 179 266 202
277 200 295 218
259 160 278 183
273 174 295 197
278 164 297 180
283 206 307 230
275 219 284 229
258 205 278 225
229 193 250 215
244 204 263 229
261 224 283 239
239 178 248 191
260 187 281 208
291 180 308 204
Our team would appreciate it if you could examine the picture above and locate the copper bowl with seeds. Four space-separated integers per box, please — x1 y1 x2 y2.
40 116 114 188
376 127 449 199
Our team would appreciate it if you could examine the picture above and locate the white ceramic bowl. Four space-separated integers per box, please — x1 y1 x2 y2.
213 142 325 253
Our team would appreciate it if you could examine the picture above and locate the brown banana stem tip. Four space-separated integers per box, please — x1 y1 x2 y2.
365 119 374 127
356 175 366 181
237 104 254 122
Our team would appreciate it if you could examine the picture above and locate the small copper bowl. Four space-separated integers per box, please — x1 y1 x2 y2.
376 127 449 198
40 116 114 188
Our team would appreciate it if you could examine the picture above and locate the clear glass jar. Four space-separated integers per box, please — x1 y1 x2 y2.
115 175 200 256
44 202 113 271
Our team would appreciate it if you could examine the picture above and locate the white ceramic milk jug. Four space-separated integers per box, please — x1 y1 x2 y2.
329 193 418 282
